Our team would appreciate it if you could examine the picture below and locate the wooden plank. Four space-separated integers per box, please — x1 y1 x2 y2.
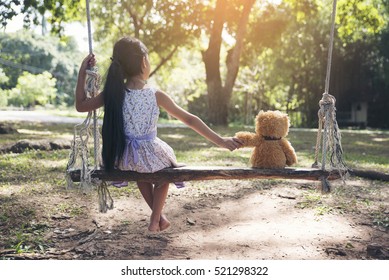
68 166 341 183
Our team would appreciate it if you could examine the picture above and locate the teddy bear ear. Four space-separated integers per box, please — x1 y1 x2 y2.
256 110 265 119
283 113 291 126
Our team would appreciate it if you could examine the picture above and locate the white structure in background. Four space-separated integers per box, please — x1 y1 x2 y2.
339 102 368 128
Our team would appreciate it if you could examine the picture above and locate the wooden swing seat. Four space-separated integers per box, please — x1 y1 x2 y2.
68 166 341 183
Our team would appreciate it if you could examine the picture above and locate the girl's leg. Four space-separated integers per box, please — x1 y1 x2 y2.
137 182 171 232
137 182 154 209
148 182 170 232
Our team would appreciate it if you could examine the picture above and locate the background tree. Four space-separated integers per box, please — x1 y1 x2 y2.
1 0 388 128
0 68 10 107
201 0 255 125
0 0 82 35
0 32 81 105
7 71 57 108
265 0 330 127
234 3 290 124
235 0 389 127
91 0 270 125
92 0 204 77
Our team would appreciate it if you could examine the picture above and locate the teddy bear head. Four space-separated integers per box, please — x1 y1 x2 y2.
255 110 290 139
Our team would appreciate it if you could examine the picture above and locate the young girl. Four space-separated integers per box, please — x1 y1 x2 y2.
75 37 242 232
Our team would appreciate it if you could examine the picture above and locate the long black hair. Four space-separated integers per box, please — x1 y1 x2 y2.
102 37 148 171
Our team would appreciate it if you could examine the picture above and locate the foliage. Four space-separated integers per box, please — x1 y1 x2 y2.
234 0 389 127
0 68 8 84
154 48 206 111
1 0 388 128
0 0 82 35
91 0 206 76
0 92 8 107
7 71 57 107
0 69 9 106
0 31 81 106
337 0 387 42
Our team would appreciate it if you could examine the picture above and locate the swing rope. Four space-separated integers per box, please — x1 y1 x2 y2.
66 0 113 212
312 0 347 192
86 0 99 170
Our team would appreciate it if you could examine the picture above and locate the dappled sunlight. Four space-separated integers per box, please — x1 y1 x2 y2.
0 184 25 196
372 137 389 143
353 141 386 148
347 162 389 173
39 159 68 169
164 134 185 140
170 186 364 259
17 129 52 135
294 154 316 168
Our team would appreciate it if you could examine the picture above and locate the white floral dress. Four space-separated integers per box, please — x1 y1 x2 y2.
117 87 179 173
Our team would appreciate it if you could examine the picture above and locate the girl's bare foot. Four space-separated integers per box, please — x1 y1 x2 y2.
148 212 161 232
159 215 171 231
148 222 160 233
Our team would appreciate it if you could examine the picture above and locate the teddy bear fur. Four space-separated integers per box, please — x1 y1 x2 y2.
235 110 297 169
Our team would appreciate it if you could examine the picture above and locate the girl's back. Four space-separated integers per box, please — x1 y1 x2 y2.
119 87 178 173
123 87 159 136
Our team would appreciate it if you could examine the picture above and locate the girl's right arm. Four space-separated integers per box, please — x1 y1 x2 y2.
156 90 242 151
75 54 104 112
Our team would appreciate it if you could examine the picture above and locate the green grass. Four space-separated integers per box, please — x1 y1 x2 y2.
158 125 389 172
0 121 74 145
1 122 388 180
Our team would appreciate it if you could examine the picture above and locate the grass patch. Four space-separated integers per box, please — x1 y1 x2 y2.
109 183 140 198
1 122 388 190
54 202 85 217
372 210 389 230
7 222 52 254
296 191 323 209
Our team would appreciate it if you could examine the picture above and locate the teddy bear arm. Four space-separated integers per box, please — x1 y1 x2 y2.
280 139 297 166
235 132 260 147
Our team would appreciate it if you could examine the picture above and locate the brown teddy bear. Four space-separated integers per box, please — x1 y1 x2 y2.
235 110 297 169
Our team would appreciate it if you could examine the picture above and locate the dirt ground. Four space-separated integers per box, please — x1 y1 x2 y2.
0 116 387 260
2 176 387 260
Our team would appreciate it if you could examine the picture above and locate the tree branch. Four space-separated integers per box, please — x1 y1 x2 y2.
123 2 140 38
149 45 179 77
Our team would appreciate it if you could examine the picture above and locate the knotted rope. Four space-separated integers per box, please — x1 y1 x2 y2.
312 0 347 192
66 0 113 213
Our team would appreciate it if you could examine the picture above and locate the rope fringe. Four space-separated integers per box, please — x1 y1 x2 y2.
65 65 106 210
66 112 94 191
312 0 348 192
312 93 348 192
97 180 114 213
66 0 110 213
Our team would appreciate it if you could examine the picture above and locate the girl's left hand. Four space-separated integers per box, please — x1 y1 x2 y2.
79 54 96 72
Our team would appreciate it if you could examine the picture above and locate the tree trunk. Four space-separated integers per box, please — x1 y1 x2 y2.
202 0 226 125
224 0 255 99
202 0 255 125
